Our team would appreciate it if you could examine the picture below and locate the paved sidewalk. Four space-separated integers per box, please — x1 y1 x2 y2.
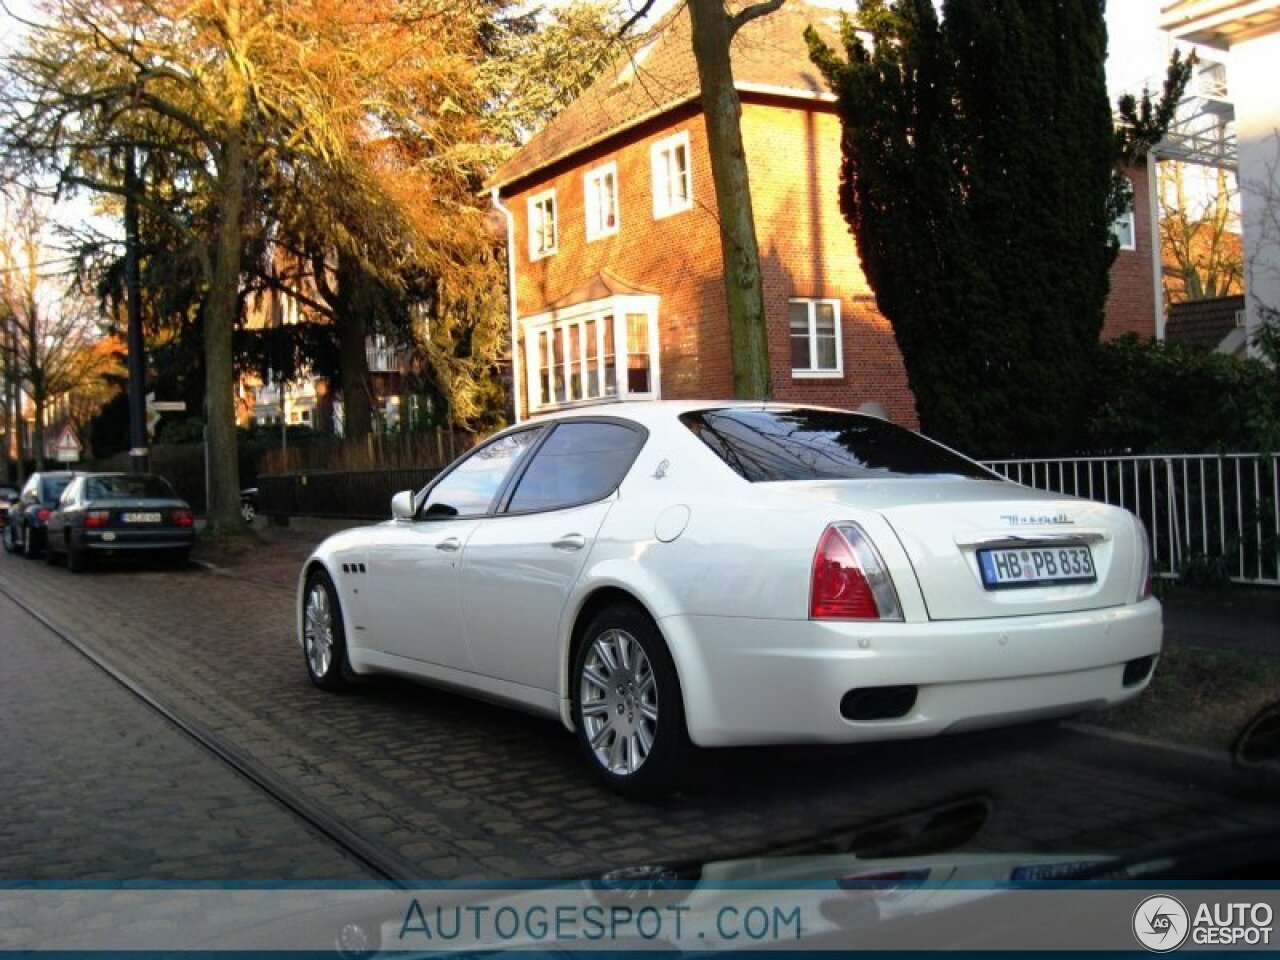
1159 585 1280 657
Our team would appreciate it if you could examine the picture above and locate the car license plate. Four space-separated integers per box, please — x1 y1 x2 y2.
978 545 1096 589
122 512 162 523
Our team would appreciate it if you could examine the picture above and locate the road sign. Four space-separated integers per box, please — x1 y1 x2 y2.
54 425 81 463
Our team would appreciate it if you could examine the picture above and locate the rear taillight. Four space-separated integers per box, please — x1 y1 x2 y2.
173 509 193 527
37 508 50 523
1135 516 1153 600
810 523 903 621
85 510 110 528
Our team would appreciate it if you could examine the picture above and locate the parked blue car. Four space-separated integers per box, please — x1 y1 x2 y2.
3 471 78 558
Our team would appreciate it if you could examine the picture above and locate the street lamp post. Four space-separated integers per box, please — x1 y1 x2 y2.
124 146 149 474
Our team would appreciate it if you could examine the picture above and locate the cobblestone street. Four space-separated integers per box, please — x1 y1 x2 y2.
2 535 1277 882
0 594 369 880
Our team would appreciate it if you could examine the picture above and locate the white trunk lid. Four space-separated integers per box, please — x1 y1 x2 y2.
786 478 1141 620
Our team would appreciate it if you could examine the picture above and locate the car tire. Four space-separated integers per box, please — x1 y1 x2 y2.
302 569 354 691
22 525 41 559
2 524 14 554
172 548 191 568
572 603 690 798
66 537 89 573
44 535 59 566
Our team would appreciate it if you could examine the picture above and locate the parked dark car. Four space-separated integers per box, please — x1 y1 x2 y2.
240 487 258 524
45 473 196 572
3 471 78 557
0 484 18 537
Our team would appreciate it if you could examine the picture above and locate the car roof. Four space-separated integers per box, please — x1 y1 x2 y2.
525 399 854 430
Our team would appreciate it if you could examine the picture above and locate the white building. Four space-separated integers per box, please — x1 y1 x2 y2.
1162 0 1280 356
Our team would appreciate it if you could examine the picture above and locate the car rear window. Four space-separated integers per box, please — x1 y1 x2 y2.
680 408 994 482
85 475 177 500
40 477 73 502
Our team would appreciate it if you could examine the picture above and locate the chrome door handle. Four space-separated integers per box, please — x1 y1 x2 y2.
436 537 462 552
552 534 586 551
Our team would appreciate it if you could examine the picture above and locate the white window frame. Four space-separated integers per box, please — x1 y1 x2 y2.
789 298 844 378
521 295 661 412
584 163 619 242
651 131 692 219
527 189 558 260
1111 208 1136 251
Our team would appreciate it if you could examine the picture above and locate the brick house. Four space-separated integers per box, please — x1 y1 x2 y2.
489 1 1158 426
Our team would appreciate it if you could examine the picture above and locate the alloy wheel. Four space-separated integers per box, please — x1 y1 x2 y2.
304 582 334 679
579 628 659 776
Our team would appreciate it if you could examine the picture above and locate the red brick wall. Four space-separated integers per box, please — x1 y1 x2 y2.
740 99 917 426
507 104 733 409
1104 161 1159 340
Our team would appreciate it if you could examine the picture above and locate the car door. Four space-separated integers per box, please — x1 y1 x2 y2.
46 479 78 544
460 420 648 692
362 426 545 672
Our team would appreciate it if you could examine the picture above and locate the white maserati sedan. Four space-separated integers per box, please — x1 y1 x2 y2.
297 402 1161 795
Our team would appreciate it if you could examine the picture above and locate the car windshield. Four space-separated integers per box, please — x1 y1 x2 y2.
85 475 176 500
681 407 995 482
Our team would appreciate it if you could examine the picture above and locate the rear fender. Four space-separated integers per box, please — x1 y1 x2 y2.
555 558 687 732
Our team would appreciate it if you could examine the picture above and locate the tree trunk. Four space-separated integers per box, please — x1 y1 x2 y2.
1 319 13 484
32 384 45 471
688 0 772 400
335 253 374 440
203 128 247 532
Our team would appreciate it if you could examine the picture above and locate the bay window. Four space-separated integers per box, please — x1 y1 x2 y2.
523 297 659 412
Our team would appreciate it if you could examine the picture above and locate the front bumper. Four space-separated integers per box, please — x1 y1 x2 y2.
662 599 1162 747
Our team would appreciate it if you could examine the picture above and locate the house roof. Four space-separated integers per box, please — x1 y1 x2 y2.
1165 294 1247 353
489 0 842 191
544 270 659 313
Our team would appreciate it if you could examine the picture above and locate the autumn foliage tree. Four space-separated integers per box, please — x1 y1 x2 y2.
0 199 121 469
1 0 526 528
1160 162 1243 305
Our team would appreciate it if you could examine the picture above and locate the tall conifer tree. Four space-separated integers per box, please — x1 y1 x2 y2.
808 0 1182 456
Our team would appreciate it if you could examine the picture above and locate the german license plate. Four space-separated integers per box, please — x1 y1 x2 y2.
978 545 1096 589
122 512 162 523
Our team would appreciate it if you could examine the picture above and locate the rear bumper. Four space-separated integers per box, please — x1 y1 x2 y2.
77 528 195 552
663 599 1162 747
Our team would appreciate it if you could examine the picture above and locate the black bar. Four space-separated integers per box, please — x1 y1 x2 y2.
125 146 148 474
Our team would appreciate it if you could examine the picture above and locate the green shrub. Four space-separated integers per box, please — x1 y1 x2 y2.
1086 335 1280 454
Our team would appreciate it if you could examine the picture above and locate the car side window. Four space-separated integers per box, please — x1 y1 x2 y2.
420 427 543 519
506 421 646 513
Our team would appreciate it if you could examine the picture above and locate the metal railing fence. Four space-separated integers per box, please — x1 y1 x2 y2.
982 454 1280 586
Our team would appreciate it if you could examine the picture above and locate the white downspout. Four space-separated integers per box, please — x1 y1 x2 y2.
491 187 522 424
1148 158 1165 341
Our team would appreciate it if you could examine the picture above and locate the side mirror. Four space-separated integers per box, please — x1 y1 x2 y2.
390 490 416 521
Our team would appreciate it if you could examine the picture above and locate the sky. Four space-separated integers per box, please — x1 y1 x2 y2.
1105 0 1178 97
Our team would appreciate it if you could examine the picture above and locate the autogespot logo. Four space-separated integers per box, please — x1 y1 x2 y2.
1133 895 1190 952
